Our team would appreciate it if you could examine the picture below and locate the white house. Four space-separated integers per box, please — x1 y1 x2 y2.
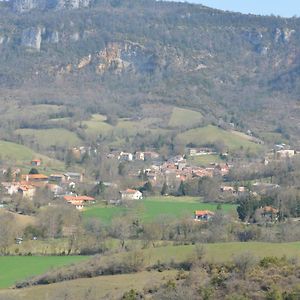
120 189 143 201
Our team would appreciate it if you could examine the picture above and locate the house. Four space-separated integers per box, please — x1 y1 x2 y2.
194 210 215 221
188 148 215 156
63 195 95 209
135 151 145 161
118 152 133 161
49 174 65 183
31 159 41 167
259 206 279 222
22 174 49 183
18 185 36 199
1 182 20 195
64 172 84 183
47 184 64 196
276 149 296 159
220 186 235 193
120 189 143 201
144 151 159 161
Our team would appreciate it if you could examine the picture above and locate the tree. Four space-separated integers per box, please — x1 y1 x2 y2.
141 181 154 195
161 182 168 196
29 168 39 174
0 213 18 254
177 181 186 196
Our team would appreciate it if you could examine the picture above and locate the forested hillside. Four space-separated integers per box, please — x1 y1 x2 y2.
0 0 300 145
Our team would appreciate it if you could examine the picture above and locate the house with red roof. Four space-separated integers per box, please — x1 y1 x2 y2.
63 195 95 209
194 210 215 221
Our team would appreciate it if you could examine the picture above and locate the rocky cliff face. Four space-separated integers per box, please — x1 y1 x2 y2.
12 0 91 13
21 26 43 50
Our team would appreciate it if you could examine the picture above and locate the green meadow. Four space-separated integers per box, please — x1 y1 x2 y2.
0 256 88 289
168 107 202 128
15 128 82 148
177 125 261 151
83 197 236 223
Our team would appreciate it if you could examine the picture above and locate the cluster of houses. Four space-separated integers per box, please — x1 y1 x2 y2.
107 150 160 162
0 160 93 209
140 154 231 189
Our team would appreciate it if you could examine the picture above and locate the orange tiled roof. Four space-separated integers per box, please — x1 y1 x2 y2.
64 195 95 202
22 174 48 180
195 210 215 216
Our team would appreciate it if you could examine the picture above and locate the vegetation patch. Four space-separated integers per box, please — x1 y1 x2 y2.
0 256 88 289
187 154 223 167
177 125 262 151
15 129 82 148
83 197 236 223
168 107 202 128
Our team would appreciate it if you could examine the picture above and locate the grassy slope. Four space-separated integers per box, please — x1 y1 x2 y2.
15 128 81 148
0 256 88 288
142 242 300 265
2 241 300 296
168 107 202 128
0 270 178 299
83 197 236 223
83 114 168 140
0 140 65 172
187 154 223 167
177 125 261 151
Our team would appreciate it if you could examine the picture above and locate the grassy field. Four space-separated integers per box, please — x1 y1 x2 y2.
168 107 202 128
0 140 66 173
0 270 178 299
82 114 168 140
0 140 36 161
83 197 236 223
15 128 82 148
141 242 300 265
0 256 88 289
177 125 262 151
188 154 223 167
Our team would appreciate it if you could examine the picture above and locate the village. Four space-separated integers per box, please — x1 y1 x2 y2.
0 142 297 224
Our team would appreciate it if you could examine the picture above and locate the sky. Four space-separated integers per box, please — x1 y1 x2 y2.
189 0 299 18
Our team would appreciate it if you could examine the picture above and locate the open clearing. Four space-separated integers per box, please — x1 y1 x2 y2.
0 140 65 172
0 270 178 299
187 154 223 167
83 197 236 223
177 125 261 151
1 241 300 297
168 107 202 128
0 256 88 289
15 128 82 148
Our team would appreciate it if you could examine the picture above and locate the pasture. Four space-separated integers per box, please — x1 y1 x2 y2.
177 125 262 152
168 107 202 128
0 256 88 288
187 154 223 167
15 128 82 148
83 196 236 223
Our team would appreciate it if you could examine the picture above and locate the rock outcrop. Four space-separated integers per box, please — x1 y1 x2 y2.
21 27 43 50
12 0 91 13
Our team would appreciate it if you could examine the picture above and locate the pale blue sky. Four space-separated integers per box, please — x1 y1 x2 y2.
187 1 299 17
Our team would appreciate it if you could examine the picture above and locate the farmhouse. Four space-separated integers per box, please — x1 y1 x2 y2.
31 159 41 166
64 172 84 182
21 174 49 185
49 174 65 183
276 149 296 159
18 185 36 199
63 195 95 209
194 210 215 221
120 189 143 201
118 152 133 161
259 206 279 222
